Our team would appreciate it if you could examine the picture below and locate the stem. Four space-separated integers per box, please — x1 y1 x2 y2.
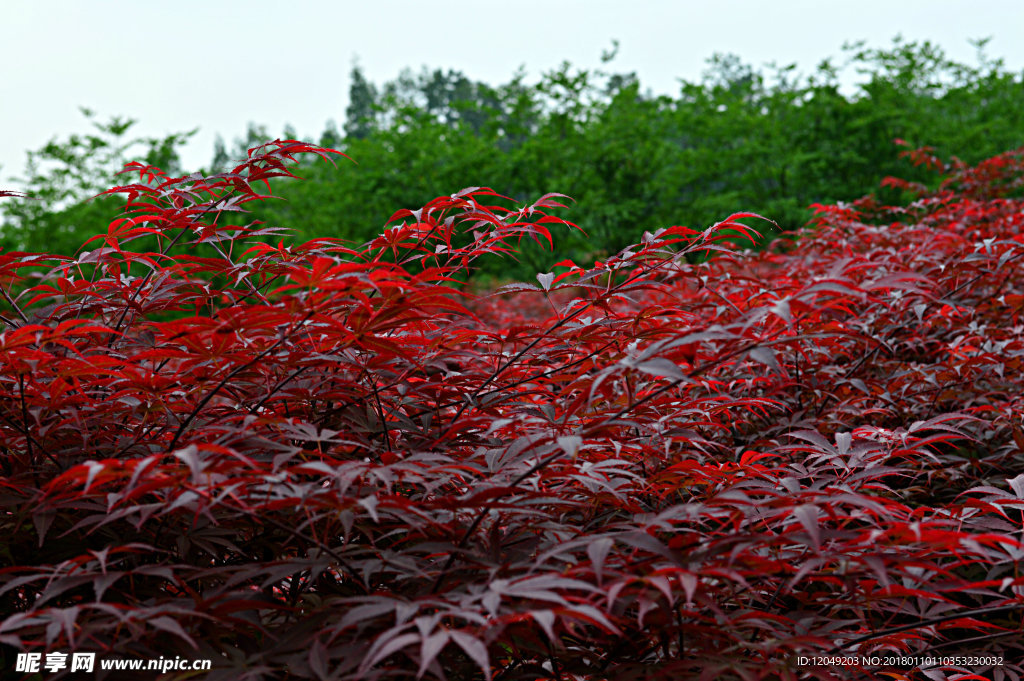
827 603 1024 653
0 285 29 325
165 311 313 452
431 319 815 593
436 249 687 444
107 192 235 345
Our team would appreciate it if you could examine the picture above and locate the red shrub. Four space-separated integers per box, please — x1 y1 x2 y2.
2 141 1024 680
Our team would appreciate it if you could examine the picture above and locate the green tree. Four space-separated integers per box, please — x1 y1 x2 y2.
250 38 1023 280
345 62 380 140
0 109 194 255
8 37 1023 282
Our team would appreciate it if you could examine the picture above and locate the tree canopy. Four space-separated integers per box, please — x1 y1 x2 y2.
3 37 1022 281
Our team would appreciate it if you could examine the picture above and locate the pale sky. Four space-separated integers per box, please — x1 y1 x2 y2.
3 0 1023 186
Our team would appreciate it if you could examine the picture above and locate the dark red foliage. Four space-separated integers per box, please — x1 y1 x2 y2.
2 141 1024 680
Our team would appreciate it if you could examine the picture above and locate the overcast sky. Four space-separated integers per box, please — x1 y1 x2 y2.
3 0 1023 185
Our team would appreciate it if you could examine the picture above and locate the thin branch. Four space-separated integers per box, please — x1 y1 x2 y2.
165 311 314 452
0 285 29 324
827 603 1024 653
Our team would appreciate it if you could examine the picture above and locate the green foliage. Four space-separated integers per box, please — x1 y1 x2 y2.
247 37 1024 280
4 37 1023 283
0 109 194 256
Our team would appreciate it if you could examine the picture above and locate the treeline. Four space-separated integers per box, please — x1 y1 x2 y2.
3 37 1023 279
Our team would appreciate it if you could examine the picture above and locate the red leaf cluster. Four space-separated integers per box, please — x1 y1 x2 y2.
2 142 1024 680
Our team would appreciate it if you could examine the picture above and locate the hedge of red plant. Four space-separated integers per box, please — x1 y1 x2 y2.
2 141 1024 680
